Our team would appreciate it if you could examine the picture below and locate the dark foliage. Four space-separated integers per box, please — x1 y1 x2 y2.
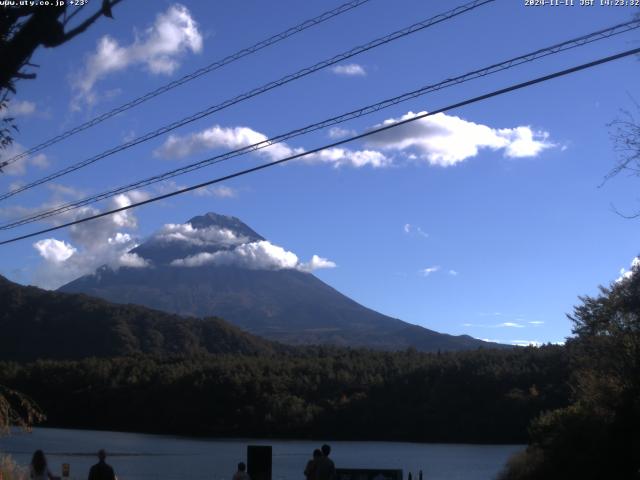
0 274 569 443
0 346 568 443
0 1 123 153
499 263 640 480
0 275 279 360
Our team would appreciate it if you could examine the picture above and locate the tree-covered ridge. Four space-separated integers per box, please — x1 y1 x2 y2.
0 275 279 360
0 346 569 443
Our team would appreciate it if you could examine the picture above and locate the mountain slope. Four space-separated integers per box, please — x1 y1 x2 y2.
59 212 504 352
0 274 278 361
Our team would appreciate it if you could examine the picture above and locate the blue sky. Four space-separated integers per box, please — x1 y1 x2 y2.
1 0 640 346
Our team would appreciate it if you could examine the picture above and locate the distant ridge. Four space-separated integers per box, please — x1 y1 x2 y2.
59 212 507 352
0 274 278 361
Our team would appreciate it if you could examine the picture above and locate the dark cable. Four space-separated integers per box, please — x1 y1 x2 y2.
2 19 639 229
0 0 373 170
0 0 496 201
2 46 639 246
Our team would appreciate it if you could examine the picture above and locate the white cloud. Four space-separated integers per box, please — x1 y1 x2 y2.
34 239 76 263
529 321 544 325
0 142 49 176
154 223 247 247
171 240 299 270
366 111 554 166
305 147 390 168
155 123 389 168
616 256 640 283
328 126 356 139
299 255 337 272
331 63 366 76
72 3 202 109
497 322 525 328
29 190 150 289
403 223 411 234
163 225 336 273
462 320 530 329
153 111 552 172
171 240 336 273
0 99 36 118
154 124 302 161
420 266 440 276
448 269 458 276
511 340 543 347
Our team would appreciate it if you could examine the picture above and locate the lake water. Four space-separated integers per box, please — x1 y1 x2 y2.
0 428 522 480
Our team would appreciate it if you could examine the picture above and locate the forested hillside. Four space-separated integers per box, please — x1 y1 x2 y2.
0 275 278 360
0 346 569 443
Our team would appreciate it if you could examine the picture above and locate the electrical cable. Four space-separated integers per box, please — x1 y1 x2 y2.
0 0 496 201
0 0 374 170
2 45 638 246
2 19 638 230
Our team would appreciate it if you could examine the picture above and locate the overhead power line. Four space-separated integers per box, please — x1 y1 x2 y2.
2 19 639 230
0 0 373 171
2 45 639 247
0 0 496 201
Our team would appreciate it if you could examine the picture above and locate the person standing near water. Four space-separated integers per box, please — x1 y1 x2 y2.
30 450 60 480
232 462 250 480
315 444 336 480
87 450 116 480
304 449 322 480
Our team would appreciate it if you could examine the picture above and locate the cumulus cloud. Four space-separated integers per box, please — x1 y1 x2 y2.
154 111 553 171
155 123 390 168
172 240 298 270
33 239 76 263
154 124 302 161
0 142 49 176
30 190 150 289
72 3 202 109
331 63 366 76
299 255 337 272
366 111 554 166
448 269 458 276
154 223 247 247
305 147 390 168
164 226 336 273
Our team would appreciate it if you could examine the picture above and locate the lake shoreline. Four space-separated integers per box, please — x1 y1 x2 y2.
1 427 524 480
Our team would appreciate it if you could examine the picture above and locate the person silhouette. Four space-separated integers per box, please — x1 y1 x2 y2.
232 462 251 480
304 449 322 480
87 450 115 480
29 450 60 480
315 444 336 480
